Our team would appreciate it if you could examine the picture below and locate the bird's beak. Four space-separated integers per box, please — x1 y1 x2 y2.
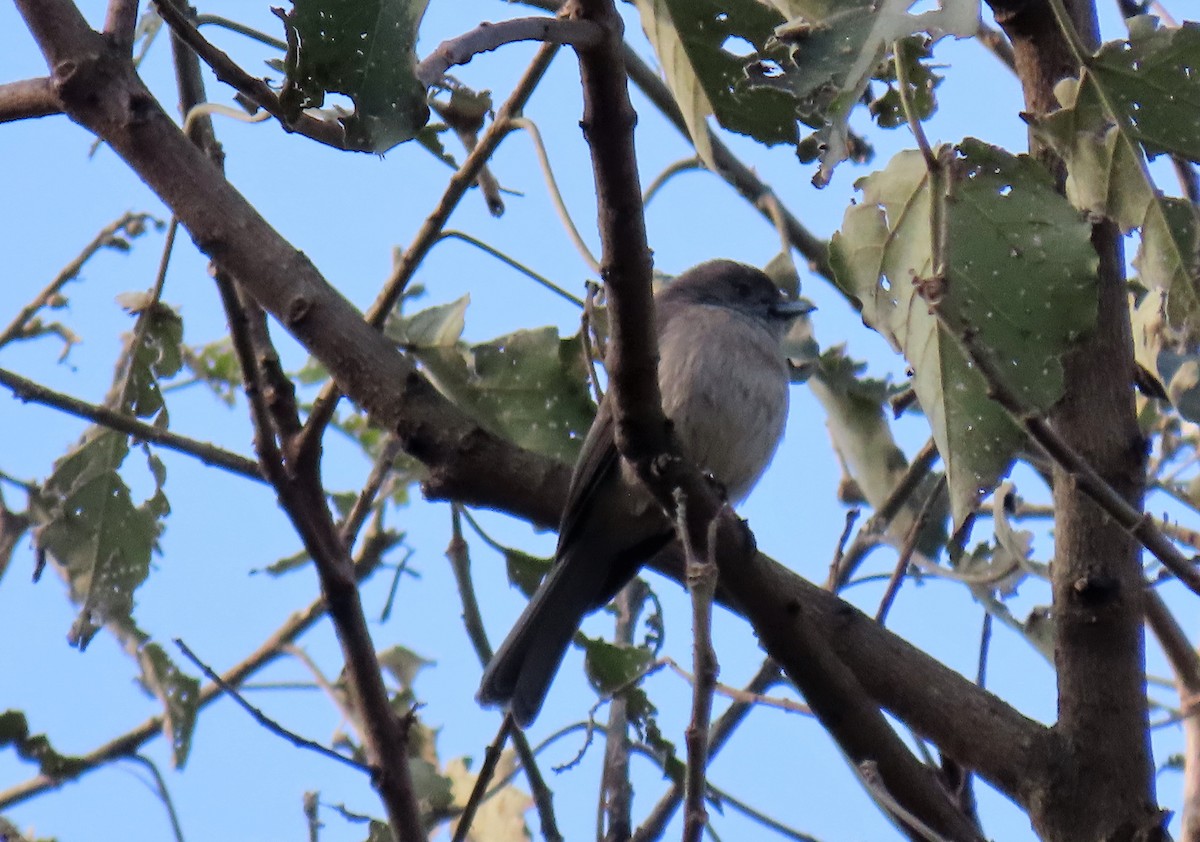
771 298 816 320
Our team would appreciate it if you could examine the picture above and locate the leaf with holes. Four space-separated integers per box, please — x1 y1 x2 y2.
831 139 1097 529
748 0 976 185
137 641 200 767
415 328 595 463
32 433 169 649
280 0 431 152
1030 18 1200 339
632 0 797 171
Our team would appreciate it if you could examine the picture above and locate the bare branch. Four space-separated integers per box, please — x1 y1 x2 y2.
0 77 61 123
103 0 139 52
416 17 599 86
152 0 349 150
0 366 262 480
174 638 370 775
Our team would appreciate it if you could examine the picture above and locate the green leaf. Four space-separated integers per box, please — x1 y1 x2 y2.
115 295 184 424
387 295 468 348
280 0 431 152
808 347 946 556
409 757 455 818
632 0 797 171
868 35 942 129
416 328 595 463
748 0 977 185
1030 19 1200 338
136 642 200 768
830 140 1098 528
184 337 241 406
1090 18 1200 162
32 429 167 648
504 548 552 599
580 635 655 694
0 710 86 779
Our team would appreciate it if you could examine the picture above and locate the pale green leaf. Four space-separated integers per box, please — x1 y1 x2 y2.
749 0 977 185
831 140 1097 528
388 295 468 348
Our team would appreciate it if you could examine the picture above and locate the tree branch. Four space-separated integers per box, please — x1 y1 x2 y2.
564 1 983 838
103 0 139 53
0 77 61 123
416 17 599 86
152 0 349 150
0 366 262 480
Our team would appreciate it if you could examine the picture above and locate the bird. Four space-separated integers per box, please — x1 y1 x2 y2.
478 259 810 727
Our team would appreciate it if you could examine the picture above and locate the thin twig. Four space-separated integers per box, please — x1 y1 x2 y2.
445 507 562 840
0 539 388 810
642 156 703 205
827 508 860 592
126 755 186 842
663 657 810 715
451 717 516 842
631 659 784 841
194 14 286 50
0 367 262 479
600 580 644 840
509 117 601 273
337 436 403 549
174 638 371 774
0 211 159 349
875 477 947 625
680 504 722 842
416 17 599 87
859 761 952 842
831 439 940 589
437 230 584 307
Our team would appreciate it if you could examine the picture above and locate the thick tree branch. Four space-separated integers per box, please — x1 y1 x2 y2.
103 0 139 53
0 77 62 123
985 1 1162 840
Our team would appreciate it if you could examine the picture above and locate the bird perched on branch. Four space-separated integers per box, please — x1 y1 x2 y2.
478 259 810 726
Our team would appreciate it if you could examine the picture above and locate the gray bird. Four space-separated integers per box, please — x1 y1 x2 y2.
478 259 809 726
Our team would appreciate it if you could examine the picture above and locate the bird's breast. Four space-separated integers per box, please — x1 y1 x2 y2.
657 309 789 503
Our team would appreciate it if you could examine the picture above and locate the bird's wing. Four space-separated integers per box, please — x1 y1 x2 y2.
555 395 621 552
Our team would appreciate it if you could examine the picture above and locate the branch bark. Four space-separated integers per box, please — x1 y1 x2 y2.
987 0 1163 838
0 77 61 123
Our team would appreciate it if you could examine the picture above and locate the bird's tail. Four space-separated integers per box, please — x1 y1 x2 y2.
477 549 604 727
